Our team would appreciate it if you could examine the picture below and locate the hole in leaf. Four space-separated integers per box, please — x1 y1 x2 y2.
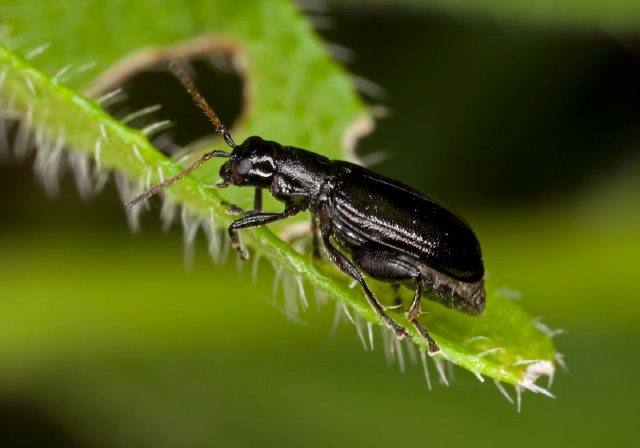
98 51 244 153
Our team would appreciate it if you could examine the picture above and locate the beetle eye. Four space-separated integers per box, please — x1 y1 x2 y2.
236 158 252 176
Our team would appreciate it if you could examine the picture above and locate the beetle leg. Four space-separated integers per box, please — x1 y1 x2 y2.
349 247 440 354
310 215 321 260
319 233 411 341
221 189 263 216
412 320 440 355
228 203 303 260
253 188 263 213
221 201 246 215
405 282 440 354
405 282 422 321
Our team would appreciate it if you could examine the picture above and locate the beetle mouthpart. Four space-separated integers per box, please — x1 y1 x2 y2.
219 160 234 183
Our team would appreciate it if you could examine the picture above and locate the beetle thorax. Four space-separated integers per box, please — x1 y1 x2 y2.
269 146 333 202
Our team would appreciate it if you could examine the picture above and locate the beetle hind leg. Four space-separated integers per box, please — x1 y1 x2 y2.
319 233 411 340
405 281 422 321
351 248 441 354
406 282 440 355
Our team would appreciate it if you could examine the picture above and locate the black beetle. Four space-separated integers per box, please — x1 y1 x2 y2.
128 63 485 354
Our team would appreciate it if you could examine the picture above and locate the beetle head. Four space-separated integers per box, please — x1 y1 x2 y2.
219 136 282 188
126 64 283 208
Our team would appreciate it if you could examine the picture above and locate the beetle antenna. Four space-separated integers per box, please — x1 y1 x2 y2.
126 62 238 208
126 150 230 208
169 62 236 149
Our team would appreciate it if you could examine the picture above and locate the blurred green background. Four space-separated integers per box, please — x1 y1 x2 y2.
1 1 639 447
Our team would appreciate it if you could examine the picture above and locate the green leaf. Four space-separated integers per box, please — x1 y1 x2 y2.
0 0 555 392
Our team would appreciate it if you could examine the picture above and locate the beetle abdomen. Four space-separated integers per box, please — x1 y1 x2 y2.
418 265 485 315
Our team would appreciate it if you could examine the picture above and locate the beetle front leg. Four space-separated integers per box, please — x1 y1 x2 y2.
222 189 263 216
252 188 263 213
227 203 302 260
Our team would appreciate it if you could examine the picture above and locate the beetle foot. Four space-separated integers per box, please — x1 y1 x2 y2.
380 313 411 339
231 241 249 261
222 201 246 215
392 323 412 340
427 344 441 356
411 320 440 354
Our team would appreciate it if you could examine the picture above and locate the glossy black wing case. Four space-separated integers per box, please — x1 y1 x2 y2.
328 161 484 283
